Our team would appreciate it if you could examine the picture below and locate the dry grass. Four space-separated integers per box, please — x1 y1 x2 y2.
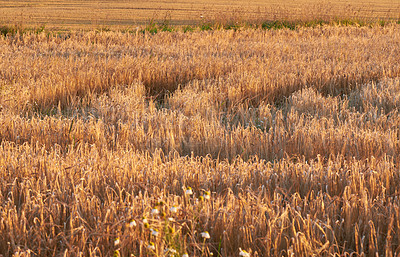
1 21 400 256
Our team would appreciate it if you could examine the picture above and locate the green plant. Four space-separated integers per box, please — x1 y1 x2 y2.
183 25 194 33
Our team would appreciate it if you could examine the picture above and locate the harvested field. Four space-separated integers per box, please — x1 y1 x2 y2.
1 7 400 257
0 0 399 30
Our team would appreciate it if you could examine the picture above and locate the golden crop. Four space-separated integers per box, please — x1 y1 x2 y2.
1 22 400 256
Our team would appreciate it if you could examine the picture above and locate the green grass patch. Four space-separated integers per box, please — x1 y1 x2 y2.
0 24 46 36
1 17 399 37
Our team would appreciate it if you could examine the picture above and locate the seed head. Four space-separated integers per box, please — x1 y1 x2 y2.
203 190 211 200
150 228 159 236
151 208 160 215
142 217 149 227
113 250 120 257
169 206 179 213
128 218 137 228
147 242 156 251
239 248 250 257
185 187 193 195
201 231 210 239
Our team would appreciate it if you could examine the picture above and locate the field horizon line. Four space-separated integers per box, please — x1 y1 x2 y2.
1 16 400 36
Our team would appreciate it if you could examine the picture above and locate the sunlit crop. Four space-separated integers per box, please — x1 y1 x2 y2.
1 18 400 256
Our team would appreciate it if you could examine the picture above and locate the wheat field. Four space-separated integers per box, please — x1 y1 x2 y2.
1 2 400 256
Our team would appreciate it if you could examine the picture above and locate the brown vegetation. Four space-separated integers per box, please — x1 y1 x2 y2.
1 22 400 256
